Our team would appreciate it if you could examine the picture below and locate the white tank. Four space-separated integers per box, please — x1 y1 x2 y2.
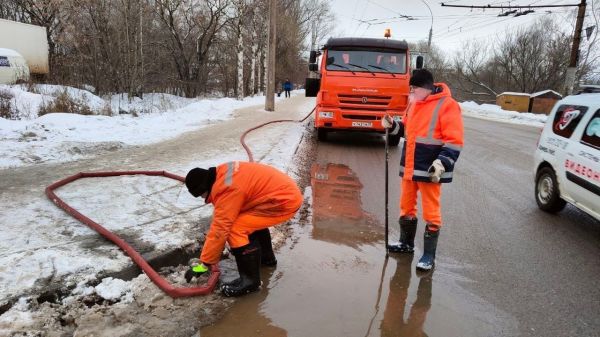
0 48 30 84
0 19 49 75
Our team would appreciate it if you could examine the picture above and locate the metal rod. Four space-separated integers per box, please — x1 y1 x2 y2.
385 127 389 255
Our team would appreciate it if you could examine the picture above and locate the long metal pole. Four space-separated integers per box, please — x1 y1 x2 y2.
420 0 433 50
385 127 389 256
265 0 276 111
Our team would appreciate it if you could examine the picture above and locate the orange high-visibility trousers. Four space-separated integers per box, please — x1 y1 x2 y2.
226 211 297 249
399 179 442 226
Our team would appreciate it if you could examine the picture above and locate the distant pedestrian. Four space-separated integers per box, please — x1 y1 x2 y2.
382 69 464 271
183 161 303 296
283 79 292 98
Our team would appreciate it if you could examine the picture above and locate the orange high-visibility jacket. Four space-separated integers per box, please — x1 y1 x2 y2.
201 161 303 264
399 83 464 183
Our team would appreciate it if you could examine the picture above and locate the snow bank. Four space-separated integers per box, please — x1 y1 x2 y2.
0 84 294 168
110 93 195 114
460 101 547 127
35 85 108 112
0 84 110 119
0 85 53 119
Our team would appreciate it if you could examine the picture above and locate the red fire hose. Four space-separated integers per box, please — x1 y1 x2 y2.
45 171 220 298
46 106 315 297
240 107 314 162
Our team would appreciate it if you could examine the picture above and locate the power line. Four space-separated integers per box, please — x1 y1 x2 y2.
438 10 570 41
441 2 582 8
434 9 572 38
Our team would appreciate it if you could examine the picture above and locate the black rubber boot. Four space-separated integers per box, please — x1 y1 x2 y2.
387 217 417 253
416 225 440 271
249 228 277 266
221 240 262 297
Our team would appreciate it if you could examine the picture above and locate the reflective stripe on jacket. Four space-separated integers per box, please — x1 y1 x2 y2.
201 161 303 264
399 83 464 183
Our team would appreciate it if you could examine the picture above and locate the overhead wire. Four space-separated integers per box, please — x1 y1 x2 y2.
435 9 571 39
433 0 571 39
342 0 581 45
353 0 371 36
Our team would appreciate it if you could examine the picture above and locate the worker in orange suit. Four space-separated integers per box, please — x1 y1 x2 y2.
383 68 464 271
183 161 303 297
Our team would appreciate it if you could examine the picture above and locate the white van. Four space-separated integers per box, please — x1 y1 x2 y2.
534 94 600 220
0 48 30 84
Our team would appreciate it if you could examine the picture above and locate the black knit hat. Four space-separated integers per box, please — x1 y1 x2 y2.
409 69 434 90
185 167 216 198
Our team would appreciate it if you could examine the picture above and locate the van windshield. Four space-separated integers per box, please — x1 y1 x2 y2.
325 49 407 74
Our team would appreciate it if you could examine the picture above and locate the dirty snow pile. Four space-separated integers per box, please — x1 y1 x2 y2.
0 84 293 169
460 101 547 127
0 92 313 335
0 84 109 119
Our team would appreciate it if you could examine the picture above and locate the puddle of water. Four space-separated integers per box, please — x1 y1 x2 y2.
201 156 512 336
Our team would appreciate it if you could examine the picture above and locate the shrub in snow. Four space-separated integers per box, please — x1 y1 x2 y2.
0 89 17 120
38 89 94 116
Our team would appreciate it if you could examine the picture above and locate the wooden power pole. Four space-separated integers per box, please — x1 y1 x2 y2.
265 0 276 111
566 0 587 94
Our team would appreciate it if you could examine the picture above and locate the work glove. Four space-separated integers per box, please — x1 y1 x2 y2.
382 115 394 129
184 262 209 282
427 159 445 183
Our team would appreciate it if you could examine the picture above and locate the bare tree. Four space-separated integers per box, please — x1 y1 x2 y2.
154 0 230 97
454 39 498 97
495 18 570 93
1 0 334 100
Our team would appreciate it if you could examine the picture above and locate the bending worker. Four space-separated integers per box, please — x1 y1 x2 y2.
184 161 303 296
383 68 464 271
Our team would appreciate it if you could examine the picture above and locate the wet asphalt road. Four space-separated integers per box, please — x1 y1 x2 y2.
201 116 600 337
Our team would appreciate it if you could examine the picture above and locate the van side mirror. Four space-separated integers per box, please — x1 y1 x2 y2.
416 56 424 69
309 51 318 64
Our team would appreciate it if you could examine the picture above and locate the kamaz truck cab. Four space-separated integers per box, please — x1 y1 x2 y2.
305 36 422 145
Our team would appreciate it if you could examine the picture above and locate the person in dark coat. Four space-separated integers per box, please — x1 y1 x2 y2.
283 79 292 98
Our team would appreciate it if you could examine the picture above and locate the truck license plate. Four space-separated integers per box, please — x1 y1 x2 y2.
351 122 372 127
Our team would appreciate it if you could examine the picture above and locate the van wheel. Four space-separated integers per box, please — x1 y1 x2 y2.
317 128 328 141
535 167 566 213
387 132 401 146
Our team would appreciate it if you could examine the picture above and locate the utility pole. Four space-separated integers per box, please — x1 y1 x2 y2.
265 0 276 111
140 3 144 99
566 0 587 95
420 0 433 51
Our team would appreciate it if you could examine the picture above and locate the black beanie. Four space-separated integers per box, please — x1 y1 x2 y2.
409 69 434 90
185 167 216 198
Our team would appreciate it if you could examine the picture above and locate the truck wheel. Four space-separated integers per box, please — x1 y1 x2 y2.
317 128 328 141
387 132 401 146
535 167 566 213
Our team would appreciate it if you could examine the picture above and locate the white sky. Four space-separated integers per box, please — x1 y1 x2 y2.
326 0 596 54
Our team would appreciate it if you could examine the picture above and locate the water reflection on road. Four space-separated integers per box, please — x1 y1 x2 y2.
201 155 504 337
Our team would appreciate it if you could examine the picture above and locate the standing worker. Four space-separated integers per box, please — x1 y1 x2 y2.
184 161 303 296
283 78 292 98
382 69 464 271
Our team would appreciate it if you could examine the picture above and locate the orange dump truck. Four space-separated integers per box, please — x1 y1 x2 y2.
305 37 422 145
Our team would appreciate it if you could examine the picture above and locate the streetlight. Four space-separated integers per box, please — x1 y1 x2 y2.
420 0 433 50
